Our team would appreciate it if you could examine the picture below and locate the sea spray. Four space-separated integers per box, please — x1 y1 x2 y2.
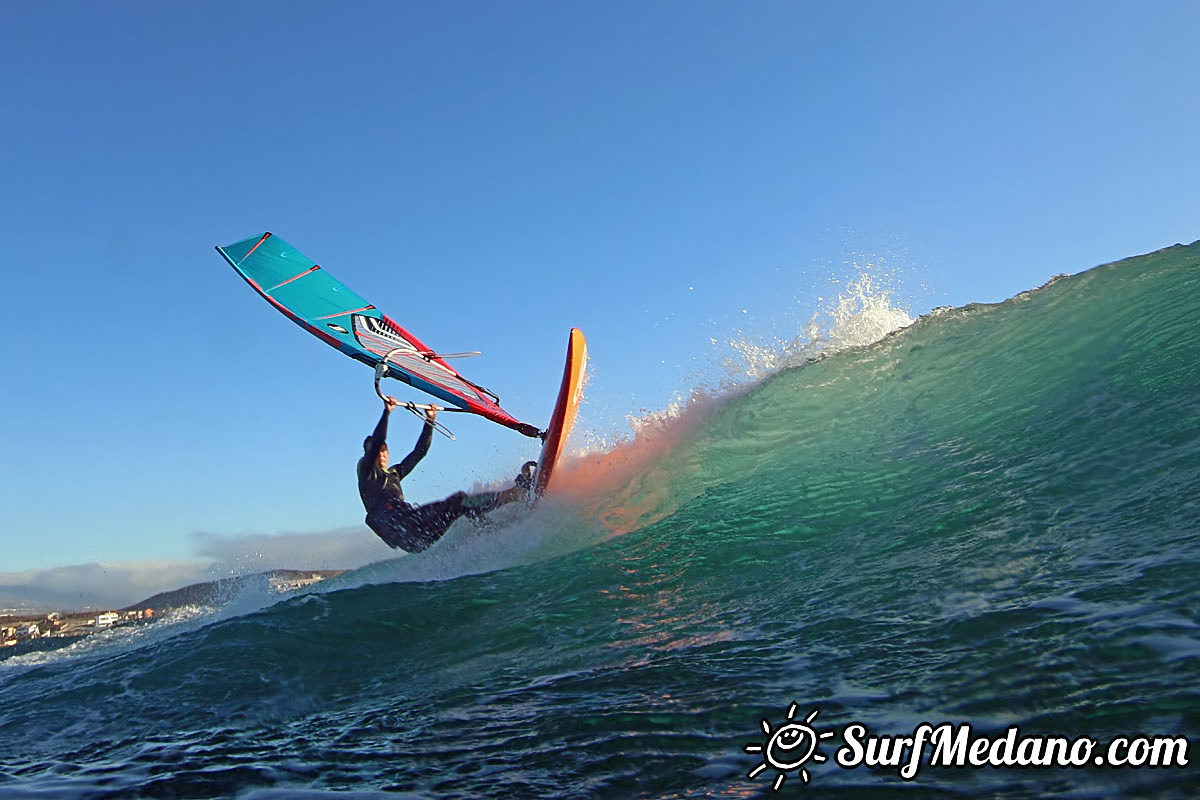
722 261 915 381
552 259 918 536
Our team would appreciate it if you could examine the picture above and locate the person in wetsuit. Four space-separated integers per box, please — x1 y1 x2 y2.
358 395 536 552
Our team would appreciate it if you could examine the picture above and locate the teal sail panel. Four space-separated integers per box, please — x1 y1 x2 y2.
216 232 538 437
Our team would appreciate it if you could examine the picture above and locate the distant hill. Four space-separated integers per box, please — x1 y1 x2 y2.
121 570 345 613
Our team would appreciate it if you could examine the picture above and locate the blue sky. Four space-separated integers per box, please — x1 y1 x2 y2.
1 1 1197 588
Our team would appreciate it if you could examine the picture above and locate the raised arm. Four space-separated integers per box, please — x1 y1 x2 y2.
395 408 437 479
364 396 400 465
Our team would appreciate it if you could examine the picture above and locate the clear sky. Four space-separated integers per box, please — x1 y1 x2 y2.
1 1 1197 590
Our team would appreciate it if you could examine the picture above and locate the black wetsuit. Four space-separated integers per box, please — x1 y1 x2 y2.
358 406 524 552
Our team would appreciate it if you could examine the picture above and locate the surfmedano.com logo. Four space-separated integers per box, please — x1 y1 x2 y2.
745 704 1191 791
745 704 837 790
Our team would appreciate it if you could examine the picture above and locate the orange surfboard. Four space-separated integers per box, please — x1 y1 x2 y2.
535 328 587 496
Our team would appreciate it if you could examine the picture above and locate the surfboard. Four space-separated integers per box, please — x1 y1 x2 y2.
535 328 587 497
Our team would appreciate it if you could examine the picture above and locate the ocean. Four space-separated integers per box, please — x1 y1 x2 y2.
1 242 1197 798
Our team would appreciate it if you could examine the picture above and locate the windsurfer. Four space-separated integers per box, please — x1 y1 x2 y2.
358 396 535 552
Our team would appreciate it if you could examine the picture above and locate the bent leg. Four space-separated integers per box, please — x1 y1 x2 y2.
368 486 527 553
367 496 469 553
459 485 527 516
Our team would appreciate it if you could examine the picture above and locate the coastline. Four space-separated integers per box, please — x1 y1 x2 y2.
1 569 344 656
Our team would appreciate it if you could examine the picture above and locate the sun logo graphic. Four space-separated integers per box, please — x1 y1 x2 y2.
745 704 836 791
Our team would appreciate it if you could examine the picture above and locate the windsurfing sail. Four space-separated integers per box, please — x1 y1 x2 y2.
216 232 542 438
